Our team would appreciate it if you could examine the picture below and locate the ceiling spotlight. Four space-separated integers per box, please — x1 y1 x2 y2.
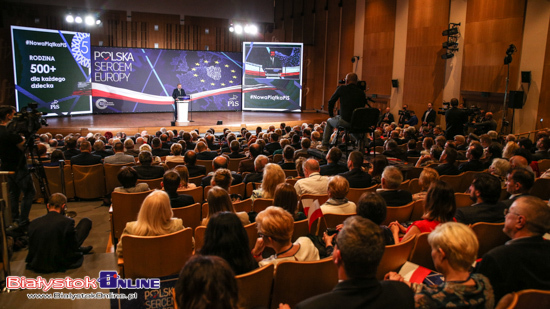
234 24 243 34
443 41 458 49
249 25 258 35
442 28 458 36
96 19 101 25
75 16 83 24
85 15 95 25
244 24 251 34
66 14 74 23
229 25 234 32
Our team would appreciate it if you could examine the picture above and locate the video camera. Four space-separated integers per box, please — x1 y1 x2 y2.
338 79 367 91
7 102 48 137
437 101 451 115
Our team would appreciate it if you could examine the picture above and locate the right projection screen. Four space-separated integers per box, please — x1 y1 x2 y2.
242 42 303 112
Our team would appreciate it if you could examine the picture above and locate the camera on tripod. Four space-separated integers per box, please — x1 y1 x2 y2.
7 102 48 138
437 101 451 115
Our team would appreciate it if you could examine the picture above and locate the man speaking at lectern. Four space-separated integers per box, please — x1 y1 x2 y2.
172 83 186 122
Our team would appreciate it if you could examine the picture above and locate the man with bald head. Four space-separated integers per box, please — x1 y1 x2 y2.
320 72 370 151
475 196 550 302
200 155 242 187
184 150 206 177
295 159 329 196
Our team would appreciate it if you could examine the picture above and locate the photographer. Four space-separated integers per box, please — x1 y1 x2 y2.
320 73 369 151
471 112 497 135
398 104 411 126
0 105 36 229
444 98 468 140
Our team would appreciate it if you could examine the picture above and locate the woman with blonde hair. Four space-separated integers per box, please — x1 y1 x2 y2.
201 186 249 226
412 168 440 201
251 163 285 201
116 190 184 258
502 141 519 159
252 206 319 267
386 222 494 308
174 165 196 189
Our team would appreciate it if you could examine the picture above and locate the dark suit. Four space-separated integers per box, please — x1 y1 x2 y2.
435 163 460 176
407 150 421 157
167 191 195 208
134 165 166 179
63 149 81 160
201 171 242 187
187 164 207 177
445 107 468 140
475 236 550 302
238 158 255 174
172 87 186 100
500 193 529 209
382 149 407 161
339 168 372 188
421 109 436 124
92 149 114 159
458 160 485 172
70 152 102 166
196 151 218 160
379 112 395 126
455 201 507 225
320 163 349 176
228 152 246 159
243 172 263 184
533 150 550 161
295 277 414 309
263 142 280 155
26 211 91 273
279 162 296 170
377 189 413 206
152 148 171 157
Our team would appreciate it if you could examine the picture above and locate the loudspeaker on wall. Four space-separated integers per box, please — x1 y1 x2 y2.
509 91 525 109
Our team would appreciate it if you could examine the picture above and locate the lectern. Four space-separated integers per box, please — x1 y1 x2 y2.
176 99 189 122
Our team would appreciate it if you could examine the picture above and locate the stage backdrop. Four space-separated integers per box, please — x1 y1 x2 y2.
91 47 243 113
11 26 92 116
242 42 303 112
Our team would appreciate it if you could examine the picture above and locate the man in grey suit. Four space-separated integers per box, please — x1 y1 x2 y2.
104 142 135 164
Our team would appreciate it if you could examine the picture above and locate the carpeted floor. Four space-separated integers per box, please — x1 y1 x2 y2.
1 199 116 308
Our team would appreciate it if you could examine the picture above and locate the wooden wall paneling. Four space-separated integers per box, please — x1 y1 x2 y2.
537 20 550 129
293 0 304 42
301 0 317 110
402 0 449 115
338 0 357 79
308 0 328 111
323 0 343 111
461 0 527 93
284 0 294 41
362 0 397 97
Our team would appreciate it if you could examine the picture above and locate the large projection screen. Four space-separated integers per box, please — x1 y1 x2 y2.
11 26 92 116
242 42 303 112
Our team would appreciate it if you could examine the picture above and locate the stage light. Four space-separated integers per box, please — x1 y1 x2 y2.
85 15 95 25
234 24 243 34
441 52 455 60
75 16 83 24
442 28 458 36
96 19 101 25
443 41 458 49
229 25 234 32
244 24 251 34
249 25 258 35
66 14 74 23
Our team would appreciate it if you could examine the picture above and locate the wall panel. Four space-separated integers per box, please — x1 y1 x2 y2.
339 0 357 79
362 0 397 97
461 0 526 92
402 0 449 115
538 19 550 129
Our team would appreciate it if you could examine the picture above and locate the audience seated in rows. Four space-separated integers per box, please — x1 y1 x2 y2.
134 151 165 179
412 168 439 201
70 141 102 166
320 147 348 176
294 159 329 196
183 150 206 177
114 166 150 193
162 170 194 208
165 143 185 163
376 166 412 206
386 222 494 308
251 163 285 200
390 180 456 244
201 155 242 187
104 142 134 164
273 183 306 221
199 212 258 275
455 173 506 224
458 142 485 172
370 155 389 185
339 150 372 188
243 155 268 184
320 176 356 215
173 165 196 189
238 143 261 174
201 186 249 227
116 190 184 258
279 145 297 170
502 167 534 208
474 196 550 302
252 206 319 268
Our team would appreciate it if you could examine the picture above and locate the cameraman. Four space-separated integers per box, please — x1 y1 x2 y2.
472 112 497 135
398 104 411 126
0 105 36 229
320 73 369 151
444 98 468 140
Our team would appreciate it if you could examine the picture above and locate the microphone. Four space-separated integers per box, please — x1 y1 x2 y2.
506 44 516 55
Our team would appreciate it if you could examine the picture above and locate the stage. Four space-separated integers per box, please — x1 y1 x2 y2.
37 111 328 136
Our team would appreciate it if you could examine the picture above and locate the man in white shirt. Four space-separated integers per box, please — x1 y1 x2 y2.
295 159 329 196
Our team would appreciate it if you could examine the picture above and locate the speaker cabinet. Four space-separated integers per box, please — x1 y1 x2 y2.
509 91 525 109
521 71 531 84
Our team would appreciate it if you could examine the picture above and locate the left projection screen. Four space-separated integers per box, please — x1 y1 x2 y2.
11 26 92 116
